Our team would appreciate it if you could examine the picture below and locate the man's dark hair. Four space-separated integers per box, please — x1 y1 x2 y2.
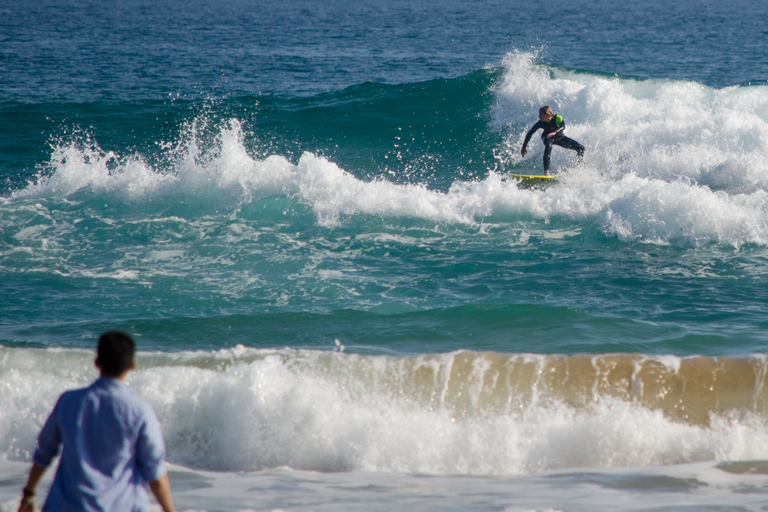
97 331 135 377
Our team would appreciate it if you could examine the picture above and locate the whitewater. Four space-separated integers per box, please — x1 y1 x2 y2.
8 54 768 249
3 0 768 507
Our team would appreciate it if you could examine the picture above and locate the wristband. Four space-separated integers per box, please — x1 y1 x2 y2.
23 487 36 497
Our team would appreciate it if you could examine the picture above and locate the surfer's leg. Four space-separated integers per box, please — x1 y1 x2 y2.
542 138 553 173
553 136 585 162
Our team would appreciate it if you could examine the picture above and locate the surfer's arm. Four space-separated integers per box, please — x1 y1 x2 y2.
521 122 543 156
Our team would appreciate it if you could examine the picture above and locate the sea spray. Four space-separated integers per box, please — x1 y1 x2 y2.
7 118 768 247
494 52 768 191
3 347 768 474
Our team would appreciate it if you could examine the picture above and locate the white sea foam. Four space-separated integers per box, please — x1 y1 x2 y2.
3 347 768 476
8 54 768 247
2 457 767 512
494 52 768 187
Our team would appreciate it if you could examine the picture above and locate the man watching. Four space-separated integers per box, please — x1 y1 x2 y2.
19 331 175 512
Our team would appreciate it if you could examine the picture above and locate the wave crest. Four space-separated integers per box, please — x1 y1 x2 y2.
3 347 768 474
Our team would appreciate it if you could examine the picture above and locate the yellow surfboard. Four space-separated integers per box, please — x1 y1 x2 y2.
509 174 558 187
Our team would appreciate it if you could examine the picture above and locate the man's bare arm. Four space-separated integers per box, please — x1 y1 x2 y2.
18 463 47 512
149 474 175 512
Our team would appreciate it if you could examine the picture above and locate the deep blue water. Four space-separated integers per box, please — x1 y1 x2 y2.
3 0 766 104
3 0 768 496
3 0 768 355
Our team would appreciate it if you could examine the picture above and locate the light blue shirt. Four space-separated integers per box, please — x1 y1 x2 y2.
33 377 167 512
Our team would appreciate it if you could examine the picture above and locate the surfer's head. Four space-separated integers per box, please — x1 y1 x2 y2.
539 106 555 122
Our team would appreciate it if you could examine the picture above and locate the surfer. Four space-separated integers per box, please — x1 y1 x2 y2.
520 106 584 175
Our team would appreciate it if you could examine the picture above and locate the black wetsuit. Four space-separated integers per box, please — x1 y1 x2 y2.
522 115 585 172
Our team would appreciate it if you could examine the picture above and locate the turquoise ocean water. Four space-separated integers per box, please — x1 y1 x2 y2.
3 0 768 510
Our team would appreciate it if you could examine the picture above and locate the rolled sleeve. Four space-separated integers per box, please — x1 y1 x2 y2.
32 400 62 468
136 407 167 482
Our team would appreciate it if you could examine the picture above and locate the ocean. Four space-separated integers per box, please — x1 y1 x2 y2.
2 0 768 510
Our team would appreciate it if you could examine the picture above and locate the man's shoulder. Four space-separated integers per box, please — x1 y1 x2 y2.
56 383 94 406
85 379 156 419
